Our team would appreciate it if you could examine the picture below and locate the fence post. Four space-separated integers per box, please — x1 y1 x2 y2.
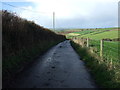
100 39 103 58
77 37 78 44
79 38 82 46
110 58 113 69
78 37 79 44
82 38 84 46
87 38 89 47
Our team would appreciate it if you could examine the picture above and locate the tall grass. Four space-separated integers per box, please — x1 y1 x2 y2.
2 10 66 87
70 41 120 88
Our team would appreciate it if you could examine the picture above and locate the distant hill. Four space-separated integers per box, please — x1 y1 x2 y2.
65 28 118 40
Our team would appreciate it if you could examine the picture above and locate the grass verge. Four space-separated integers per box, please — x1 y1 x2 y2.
70 40 120 88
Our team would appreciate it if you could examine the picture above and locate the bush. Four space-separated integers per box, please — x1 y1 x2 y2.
2 10 66 87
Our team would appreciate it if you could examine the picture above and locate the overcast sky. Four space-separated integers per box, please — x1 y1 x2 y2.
1 0 119 29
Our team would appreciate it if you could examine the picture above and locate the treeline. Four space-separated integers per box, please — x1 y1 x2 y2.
2 10 66 87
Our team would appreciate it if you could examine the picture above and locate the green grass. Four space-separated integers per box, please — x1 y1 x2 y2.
70 41 120 88
81 30 118 40
66 28 120 88
89 40 119 63
103 41 119 63
66 27 119 64
66 28 118 40
66 28 119 64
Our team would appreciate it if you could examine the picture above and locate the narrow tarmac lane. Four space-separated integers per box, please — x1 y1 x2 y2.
12 40 96 88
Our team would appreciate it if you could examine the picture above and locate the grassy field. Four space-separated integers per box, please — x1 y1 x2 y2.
81 30 118 40
65 28 120 88
89 40 119 63
66 28 118 40
66 28 119 63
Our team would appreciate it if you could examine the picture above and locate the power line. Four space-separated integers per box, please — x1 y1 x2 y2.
2 2 56 30
2 2 52 14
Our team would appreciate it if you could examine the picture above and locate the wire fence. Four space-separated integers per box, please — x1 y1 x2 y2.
72 37 120 69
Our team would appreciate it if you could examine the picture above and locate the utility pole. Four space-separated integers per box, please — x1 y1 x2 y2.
53 12 55 31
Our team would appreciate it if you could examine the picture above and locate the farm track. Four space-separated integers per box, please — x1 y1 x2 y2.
10 40 97 88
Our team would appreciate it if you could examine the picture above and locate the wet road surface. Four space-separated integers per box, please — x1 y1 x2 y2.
12 40 96 88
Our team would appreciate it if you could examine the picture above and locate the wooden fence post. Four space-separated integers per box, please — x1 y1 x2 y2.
78 38 80 45
82 38 84 46
100 39 103 58
110 58 113 69
87 38 89 47
77 37 78 44
79 38 82 46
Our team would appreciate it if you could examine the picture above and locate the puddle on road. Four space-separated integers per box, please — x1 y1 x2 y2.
43 83 50 86
51 66 55 69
